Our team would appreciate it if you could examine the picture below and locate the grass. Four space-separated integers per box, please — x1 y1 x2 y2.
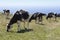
0 13 60 40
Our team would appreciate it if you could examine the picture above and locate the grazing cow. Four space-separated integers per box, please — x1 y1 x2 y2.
3 9 10 19
29 12 39 23
29 12 46 24
3 9 6 14
38 13 46 21
55 13 60 17
38 13 46 23
54 13 60 21
7 10 29 32
46 12 55 20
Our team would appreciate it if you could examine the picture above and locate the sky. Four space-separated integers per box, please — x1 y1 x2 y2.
0 0 60 14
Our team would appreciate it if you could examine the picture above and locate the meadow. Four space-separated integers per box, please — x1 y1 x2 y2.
0 13 60 40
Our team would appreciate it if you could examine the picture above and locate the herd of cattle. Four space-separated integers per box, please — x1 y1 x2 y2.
2 9 60 32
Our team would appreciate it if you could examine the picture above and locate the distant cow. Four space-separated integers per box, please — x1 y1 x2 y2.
46 12 55 20
46 12 59 21
29 12 46 24
55 13 60 17
29 12 39 23
54 13 60 21
7 9 29 32
3 9 10 19
38 13 46 23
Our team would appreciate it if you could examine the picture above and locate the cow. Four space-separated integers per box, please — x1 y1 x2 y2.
46 12 59 21
54 13 60 17
28 12 39 23
54 13 60 21
3 9 10 19
38 13 46 23
46 12 55 20
29 12 46 24
7 9 29 32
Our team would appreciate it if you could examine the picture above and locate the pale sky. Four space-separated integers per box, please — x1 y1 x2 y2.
0 0 60 14
0 0 60 7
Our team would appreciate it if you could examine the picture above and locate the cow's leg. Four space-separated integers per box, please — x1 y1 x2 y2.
38 17 40 23
55 16 57 21
39 17 42 24
17 21 21 32
5 12 9 19
27 21 29 29
39 17 41 22
35 18 37 24
38 16 43 24
23 20 27 30
39 19 41 24
35 20 36 23
36 17 39 24
41 16 43 24
29 17 32 22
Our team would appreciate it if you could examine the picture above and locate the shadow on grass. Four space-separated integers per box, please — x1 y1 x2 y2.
38 23 45 25
17 29 33 33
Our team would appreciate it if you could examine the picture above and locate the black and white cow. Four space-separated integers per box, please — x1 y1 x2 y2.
46 12 55 20
29 12 39 23
3 9 10 19
46 12 58 21
7 9 29 32
38 13 46 23
29 12 46 24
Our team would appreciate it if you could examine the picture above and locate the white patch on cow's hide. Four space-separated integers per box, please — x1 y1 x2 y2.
20 12 22 14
